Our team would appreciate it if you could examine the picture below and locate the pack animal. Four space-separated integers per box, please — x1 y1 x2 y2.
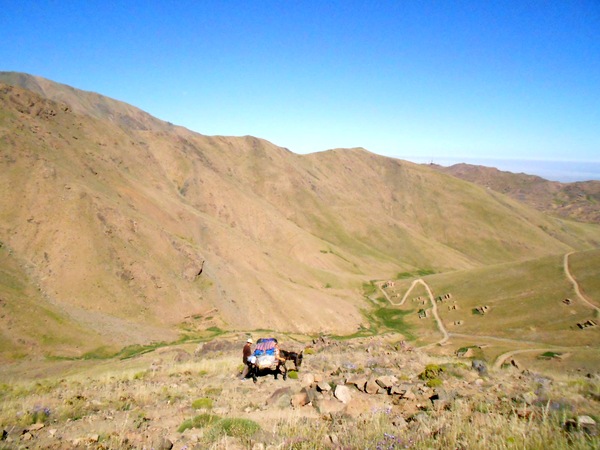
279 349 303 371
247 338 288 383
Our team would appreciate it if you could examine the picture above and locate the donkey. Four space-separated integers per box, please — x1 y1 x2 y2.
279 349 303 371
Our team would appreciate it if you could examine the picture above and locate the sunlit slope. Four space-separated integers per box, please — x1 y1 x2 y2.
0 73 599 359
0 243 104 360
386 251 600 348
567 248 600 306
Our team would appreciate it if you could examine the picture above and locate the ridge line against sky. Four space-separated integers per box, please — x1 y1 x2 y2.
1 1 599 181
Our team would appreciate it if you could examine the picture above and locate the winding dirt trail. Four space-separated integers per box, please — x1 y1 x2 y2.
378 279 449 347
493 251 598 369
564 251 599 313
381 251 596 369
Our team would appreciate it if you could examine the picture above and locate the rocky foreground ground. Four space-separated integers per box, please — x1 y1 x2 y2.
1 335 598 449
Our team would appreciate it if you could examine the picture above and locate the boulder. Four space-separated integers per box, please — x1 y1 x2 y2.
365 379 381 395
334 385 352 404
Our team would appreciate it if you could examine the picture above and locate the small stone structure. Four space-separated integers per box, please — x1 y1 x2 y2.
474 305 490 315
577 320 597 329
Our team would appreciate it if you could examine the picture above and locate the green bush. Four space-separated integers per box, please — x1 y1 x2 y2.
419 364 444 380
214 418 260 438
177 413 220 432
287 370 299 379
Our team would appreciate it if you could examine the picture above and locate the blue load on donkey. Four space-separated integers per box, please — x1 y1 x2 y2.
250 337 278 369
247 338 287 382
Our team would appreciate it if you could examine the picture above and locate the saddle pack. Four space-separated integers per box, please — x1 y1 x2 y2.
250 337 278 370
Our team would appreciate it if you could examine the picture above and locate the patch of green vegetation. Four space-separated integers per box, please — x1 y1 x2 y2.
192 397 213 409
426 378 443 388
287 370 298 379
416 269 436 276
362 280 378 297
419 364 445 381
81 346 116 360
396 272 413 279
177 413 220 433
206 326 223 333
372 307 415 338
213 417 261 439
538 351 562 360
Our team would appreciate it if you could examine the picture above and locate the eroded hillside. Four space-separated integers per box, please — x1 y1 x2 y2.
1 73 599 359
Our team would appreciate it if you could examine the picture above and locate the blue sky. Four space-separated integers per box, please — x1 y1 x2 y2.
2 1 599 180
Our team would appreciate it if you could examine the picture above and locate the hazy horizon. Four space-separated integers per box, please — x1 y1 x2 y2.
404 156 600 183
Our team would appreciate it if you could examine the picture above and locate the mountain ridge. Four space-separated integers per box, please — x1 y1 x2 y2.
1 72 599 359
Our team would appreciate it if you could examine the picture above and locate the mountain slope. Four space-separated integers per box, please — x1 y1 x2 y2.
430 162 600 224
1 73 599 358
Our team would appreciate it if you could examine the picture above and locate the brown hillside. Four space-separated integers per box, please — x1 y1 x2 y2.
431 162 600 224
1 73 599 359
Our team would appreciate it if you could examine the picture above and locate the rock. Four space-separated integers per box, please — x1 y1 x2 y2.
365 379 381 394
27 423 45 431
152 437 174 450
400 388 416 400
301 387 319 404
390 385 406 396
376 375 398 390
578 415 597 436
472 360 488 376
346 375 367 392
21 432 33 441
301 373 315 387
334 385 352 404
314 398 344 415
291 392 310 408
266 387 292 406
317 381 331 392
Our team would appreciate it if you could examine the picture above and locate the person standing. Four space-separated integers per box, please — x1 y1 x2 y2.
240 338 253 380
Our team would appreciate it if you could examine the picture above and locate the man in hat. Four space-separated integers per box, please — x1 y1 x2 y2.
240 338 253 380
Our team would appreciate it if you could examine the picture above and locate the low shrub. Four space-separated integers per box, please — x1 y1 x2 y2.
419 364 444 380
213 417 260 439
177 413 220 433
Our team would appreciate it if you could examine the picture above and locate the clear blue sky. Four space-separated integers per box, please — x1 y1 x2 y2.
2 1 599 179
